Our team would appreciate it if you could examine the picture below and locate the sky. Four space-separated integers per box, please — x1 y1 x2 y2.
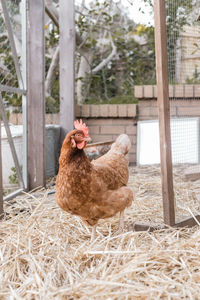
75 0 154 26
124 0 154 26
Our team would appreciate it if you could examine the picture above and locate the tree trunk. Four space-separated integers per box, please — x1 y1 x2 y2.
76 50 93 105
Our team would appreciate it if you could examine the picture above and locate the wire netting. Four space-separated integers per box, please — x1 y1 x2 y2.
0 0 24 196
166 0 200 218
0 0 21 90
166 1 200 163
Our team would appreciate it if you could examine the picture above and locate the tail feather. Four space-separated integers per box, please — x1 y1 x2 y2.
111 134 131 155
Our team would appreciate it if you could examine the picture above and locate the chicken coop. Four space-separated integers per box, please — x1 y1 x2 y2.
134 0 200 230
0 0 200 298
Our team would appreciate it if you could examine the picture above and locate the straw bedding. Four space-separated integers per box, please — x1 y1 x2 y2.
0 165 200 299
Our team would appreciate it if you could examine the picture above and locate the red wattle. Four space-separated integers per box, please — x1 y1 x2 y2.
77 141 86 149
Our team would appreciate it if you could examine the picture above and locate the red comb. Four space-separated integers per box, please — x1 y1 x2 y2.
74 119 89 137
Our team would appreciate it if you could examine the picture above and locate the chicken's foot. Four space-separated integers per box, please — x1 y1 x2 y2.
91 224 97 242
119 210 125 230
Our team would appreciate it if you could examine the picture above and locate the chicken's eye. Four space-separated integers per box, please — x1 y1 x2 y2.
76 133 82 138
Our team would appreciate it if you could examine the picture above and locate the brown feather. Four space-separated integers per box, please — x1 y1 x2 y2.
56 131 134 226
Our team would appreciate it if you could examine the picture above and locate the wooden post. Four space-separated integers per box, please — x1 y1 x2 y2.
27 0 45 189
0 119 3 218
154 0 175 225
59 0 75 143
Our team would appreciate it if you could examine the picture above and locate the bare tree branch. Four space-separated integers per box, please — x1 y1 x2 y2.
45 0 59 24
76 50 94 105
45 45 59 96
45 5 59 27
44 0 84 47
92 35 117 74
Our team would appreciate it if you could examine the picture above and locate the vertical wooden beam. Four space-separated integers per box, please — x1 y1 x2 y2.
27 0 45 189
154 0 175 225
21 0 28 190
59 0 75 142
0 119 3 218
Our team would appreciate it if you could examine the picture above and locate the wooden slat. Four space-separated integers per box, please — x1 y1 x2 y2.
0 119 3 219
133 223 165 232
27 0 45 189
0 84 26 95
154 0 175 226
184 165 200 181
174 215 200 228
21 0 28 190
59 0 75 143
132 216 200 232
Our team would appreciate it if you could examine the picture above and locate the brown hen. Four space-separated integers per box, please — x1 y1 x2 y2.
56 120 133 240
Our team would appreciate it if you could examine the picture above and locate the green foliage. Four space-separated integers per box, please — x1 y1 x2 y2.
6 110 10 120
86 23 155 102
44 0 157 105
46 95 59 113
45 27 59 49
186 67 200 84
0 1 21 109
9 166 22 185
45 27 60 113
85 94 138 104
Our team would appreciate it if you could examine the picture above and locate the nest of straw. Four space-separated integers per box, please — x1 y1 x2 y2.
0 165 200 299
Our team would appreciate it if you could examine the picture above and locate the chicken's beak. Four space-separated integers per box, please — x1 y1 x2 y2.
84 136 92 143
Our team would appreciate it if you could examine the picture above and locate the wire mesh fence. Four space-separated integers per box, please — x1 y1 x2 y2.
0 0 25 196
166 0 200 220
0 0 20 90
0 0 22 92
166 1 200 165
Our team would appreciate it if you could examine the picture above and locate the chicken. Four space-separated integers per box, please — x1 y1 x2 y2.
56 120 133 239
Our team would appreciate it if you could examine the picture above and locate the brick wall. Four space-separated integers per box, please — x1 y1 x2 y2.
135 84 200 98
8 100 200 165
138 100 200 120
9 104 137 164
76 105 137 164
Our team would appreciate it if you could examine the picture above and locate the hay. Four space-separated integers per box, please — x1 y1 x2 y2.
0 165 200 299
